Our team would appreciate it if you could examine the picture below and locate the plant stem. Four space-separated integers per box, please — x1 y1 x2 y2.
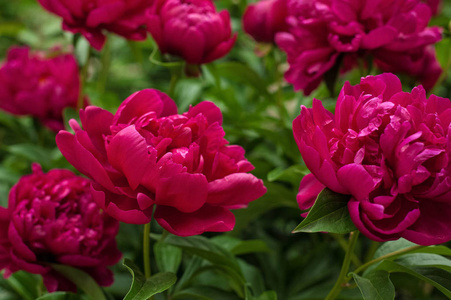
349 244 424 278
77 45 91 110
143 222 152 279
331 233 362 267
325 231 360 300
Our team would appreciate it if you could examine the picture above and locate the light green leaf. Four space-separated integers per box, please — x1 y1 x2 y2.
123 259 176 300
292 188 356 234
352 271 395 300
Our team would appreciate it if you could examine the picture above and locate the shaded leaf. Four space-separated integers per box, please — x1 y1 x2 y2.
51 264 106 300
374 260 451 298
154 241 182 274
292 188 355 234
123 259 176 300
352 270 395 300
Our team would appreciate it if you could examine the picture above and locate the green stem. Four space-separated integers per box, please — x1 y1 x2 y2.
331 234 362 267
77 45 91 110
349 244 424 278
97 36 111 95
325 231 360 300
143 222 152 279
168 70 180 98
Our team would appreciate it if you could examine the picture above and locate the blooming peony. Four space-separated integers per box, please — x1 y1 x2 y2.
243 0 288 43
146 0 236 65
294 73 451 245
0 47 84 132
37 0 152 50
56 89 266 236
0 164 121 292
276 0 442 95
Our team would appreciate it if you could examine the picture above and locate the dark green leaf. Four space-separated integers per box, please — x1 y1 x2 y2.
5 271 40 300
292 188 356 234
352 271 395 300
51 264 106 300
255 290 277 300
214 62 269 95
154 242 182 274
123 259 176 300
230 240 271 256
374 260 451 298
267 165 308 186
172 286 241 300
36 292 86 300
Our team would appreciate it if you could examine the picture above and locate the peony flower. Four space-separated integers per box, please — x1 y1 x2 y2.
293 73 451 245
37 0 152 50
56 89 266 236
276 0 442 95
0 164 121 292
146 0 237 65
0 47 84 132
243 0 288 43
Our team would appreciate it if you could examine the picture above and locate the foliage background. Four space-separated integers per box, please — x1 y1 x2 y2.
0 0 451 299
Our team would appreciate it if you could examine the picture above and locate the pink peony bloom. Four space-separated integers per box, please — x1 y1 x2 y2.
0 47 84 132
276 0 442 95
37 0 152 50
146 0 237 65
243 0 289 43
424 0 441 15
56 89 266 236
293 73 451 245
0 164 121 292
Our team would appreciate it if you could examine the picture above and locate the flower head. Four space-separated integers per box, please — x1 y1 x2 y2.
37 0 152 50
243 0 289 43
0 47 84 131
56 89 266 236
294 73 451 245
0 164 121 292
276 0 442 95
147 0 236 65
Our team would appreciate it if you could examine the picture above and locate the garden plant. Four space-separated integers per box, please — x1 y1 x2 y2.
0 0 451 299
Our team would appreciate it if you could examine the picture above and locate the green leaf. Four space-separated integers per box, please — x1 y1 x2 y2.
50 264 106 300
267 165 308 186
36 292 86 300
154 242 182 274
255 290 277 300
214 62 269 95
373 239 416 259
352 271 395 300
395 253 451 272
230 240 271 256
172 286 241 300
5 271 40 300
292 188 356 234
374 260 451 298
123 259 176 300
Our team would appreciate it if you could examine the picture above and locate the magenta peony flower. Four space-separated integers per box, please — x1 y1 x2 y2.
293 73 451 245
37 0 152 50
0 164 121 292
56 89 266 236
0 47 84 132
276 0 442 95
146 0 237 65
243 0 289 43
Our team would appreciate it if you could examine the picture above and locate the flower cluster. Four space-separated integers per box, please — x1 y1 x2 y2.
276 0 442 95
243 0 288 43
294 73 451 245
37 0 152 50
0 47 83 132
0 164 121 292
56 89 266 236
147 0 236 65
